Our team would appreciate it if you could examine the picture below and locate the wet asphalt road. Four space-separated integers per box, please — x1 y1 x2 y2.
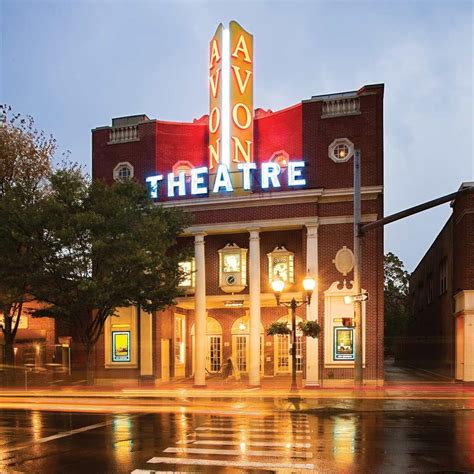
0 403 473 473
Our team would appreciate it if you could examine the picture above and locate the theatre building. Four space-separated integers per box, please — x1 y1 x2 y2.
91 22 384 387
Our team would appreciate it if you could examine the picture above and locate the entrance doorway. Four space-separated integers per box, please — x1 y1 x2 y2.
191 316 223 374
207 335 222 373
274 315 303 374
231 316 264 374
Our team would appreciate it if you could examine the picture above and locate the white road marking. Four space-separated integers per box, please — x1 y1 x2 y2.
202 419 309 426
143 457 315 470
181 440 312 448
164 446 312 458
199 423 309 430
192 431 311 440
195 426 309 434
1 416 135 453
209 414 308 420
131 471 190 474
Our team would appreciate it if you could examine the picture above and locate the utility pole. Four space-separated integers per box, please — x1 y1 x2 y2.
353 149 363 386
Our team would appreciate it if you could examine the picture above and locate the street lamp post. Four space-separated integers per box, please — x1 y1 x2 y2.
271 271 316 391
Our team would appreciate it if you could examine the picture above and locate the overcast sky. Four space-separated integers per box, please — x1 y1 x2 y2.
1 0 472 272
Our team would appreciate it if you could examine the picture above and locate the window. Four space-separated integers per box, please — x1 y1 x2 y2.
174 316 185 364
118 166 131 180
178 259 195 289
417 283 424 311
113 162 134 182
269 150 289 172
267 246 295 284
439 259 448 295
427 274 433 304
172 160 194 183
328 138 354 163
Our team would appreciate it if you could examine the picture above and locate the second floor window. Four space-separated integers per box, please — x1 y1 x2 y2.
178 259 195 289
439 259 448 295
427 274 433 304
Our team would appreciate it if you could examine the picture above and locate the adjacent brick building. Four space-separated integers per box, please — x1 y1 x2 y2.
404 183 474 381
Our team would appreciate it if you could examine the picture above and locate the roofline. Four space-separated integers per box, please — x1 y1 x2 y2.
303 83 385 104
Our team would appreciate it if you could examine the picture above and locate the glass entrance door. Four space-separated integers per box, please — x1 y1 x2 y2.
207 335 222 373
275 334 303 373
235 335 248 372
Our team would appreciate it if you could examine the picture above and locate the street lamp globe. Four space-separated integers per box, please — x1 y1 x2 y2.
302 272 316 303
271 275 285 304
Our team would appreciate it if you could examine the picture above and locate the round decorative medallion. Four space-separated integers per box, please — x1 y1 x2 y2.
333 246 354 276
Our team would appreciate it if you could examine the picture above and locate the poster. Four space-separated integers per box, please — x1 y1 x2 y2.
112 331 131 362
334 327 355 360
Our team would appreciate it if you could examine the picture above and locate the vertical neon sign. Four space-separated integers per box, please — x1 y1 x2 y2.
208 21 253 192
209 24 223 172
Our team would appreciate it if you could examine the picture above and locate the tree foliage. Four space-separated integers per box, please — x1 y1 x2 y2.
30 170 191 381
384 251 410 355
0 105 55 367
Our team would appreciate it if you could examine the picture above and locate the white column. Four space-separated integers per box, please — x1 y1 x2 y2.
194 232 206 386
305 223 319 386
249 227 261 386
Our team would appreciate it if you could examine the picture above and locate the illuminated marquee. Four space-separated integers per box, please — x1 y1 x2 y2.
146 161 306 199
146 20 307 200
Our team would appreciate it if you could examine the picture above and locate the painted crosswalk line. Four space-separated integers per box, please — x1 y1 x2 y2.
195 426 309 433
143 457 315 470
192 431 311 440
201 421 309 430
180 439 312 448
164 446 313 458
131 414 315 473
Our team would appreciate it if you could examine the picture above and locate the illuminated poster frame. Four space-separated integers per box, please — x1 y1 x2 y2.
333 327 355 361
112 331 131 362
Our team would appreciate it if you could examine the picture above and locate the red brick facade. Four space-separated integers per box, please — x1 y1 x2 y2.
91 84 385 386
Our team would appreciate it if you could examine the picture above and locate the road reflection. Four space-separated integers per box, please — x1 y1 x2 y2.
0 406 472 473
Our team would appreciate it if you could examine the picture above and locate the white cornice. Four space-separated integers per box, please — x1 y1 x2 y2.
159 186 383 211
182 214 378 236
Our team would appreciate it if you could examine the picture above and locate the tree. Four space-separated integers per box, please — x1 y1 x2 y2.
0 105 55 369
31 170 190 383
384 252 410 355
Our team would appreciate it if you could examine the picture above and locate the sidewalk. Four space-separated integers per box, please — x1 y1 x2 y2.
1 374 473 400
